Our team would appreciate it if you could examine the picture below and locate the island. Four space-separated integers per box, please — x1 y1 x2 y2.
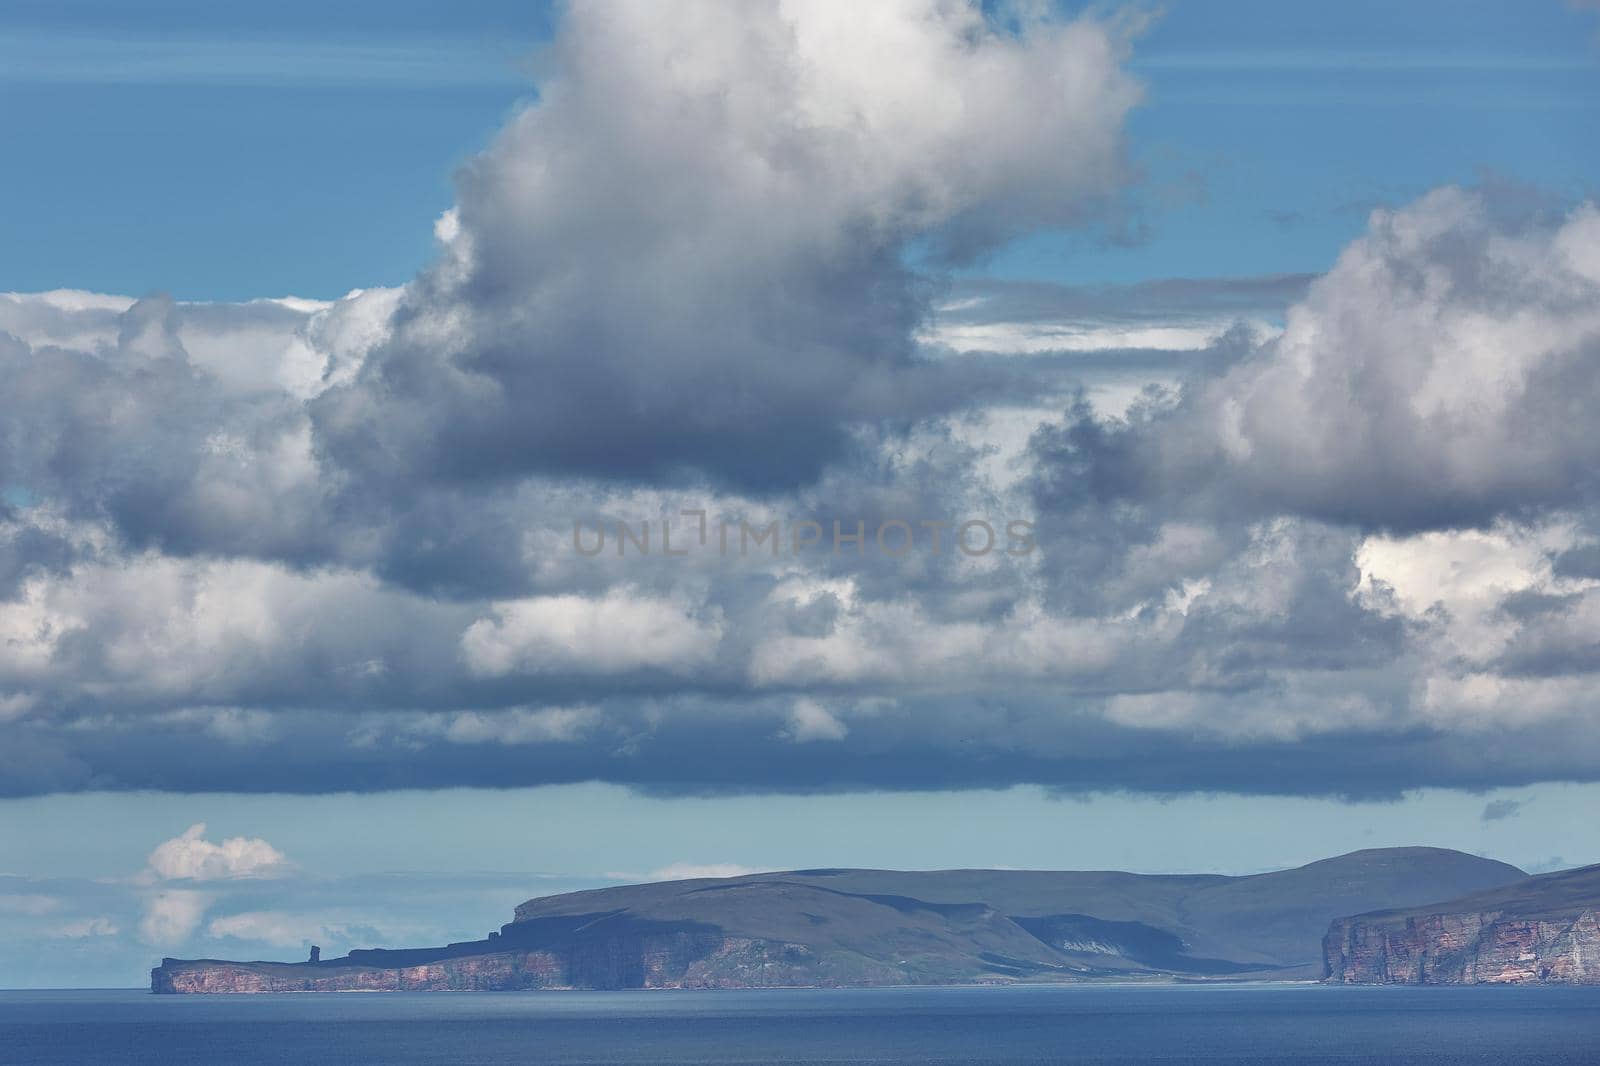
151 846 1581 992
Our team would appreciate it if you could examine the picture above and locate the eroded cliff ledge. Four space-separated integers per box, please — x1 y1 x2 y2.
1324 864 1600 985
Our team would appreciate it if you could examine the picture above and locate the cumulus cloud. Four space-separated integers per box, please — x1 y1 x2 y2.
7 190 1600 798
311 0 1143 491
133 826 290 944
0 288 395 567
146 824 289 882
1 5 1599 803
1064 189 1600 533
1017 185 1600 759
139 890 209 945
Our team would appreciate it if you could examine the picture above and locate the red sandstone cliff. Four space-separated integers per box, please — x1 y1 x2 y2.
1323 864 1600 985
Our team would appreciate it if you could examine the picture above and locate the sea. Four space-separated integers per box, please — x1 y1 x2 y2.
3 984 1598 1065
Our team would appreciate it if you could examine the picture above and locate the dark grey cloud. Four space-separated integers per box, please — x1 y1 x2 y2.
1481 798 1525 822
6 689 1600 801
1552 542 1600 580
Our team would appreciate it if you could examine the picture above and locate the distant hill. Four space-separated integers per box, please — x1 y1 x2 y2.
1325 862 1600 984
515 848 1526 972
151 847 1527 992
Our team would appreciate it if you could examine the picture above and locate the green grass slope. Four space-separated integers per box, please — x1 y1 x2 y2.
1339 861 1600 926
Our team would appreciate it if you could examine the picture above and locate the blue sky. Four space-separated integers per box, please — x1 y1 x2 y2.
3 0 1600 988
5 782 1599 987
3 1 1596 297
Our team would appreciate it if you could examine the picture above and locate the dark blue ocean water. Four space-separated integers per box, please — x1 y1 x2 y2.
2 985 1597 1065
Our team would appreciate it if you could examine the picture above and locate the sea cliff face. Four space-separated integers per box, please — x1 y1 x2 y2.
152 951 567 993
1322 864 1600 985
1324 909 1600 984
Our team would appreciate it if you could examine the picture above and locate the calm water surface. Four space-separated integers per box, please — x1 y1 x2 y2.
2 984 1598 1065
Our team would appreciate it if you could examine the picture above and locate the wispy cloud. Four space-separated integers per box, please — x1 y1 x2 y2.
0 33 532 87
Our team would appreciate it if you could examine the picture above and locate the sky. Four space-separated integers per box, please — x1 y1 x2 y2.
1 0 1599 987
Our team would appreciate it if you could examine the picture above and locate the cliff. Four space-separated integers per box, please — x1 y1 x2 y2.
1323 863 1600 985
151 927 849 993
151 847 1527 992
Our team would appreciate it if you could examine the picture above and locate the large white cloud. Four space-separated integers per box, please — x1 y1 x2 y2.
146 823 289 882
1140 189 1600 531
312 0 1144 490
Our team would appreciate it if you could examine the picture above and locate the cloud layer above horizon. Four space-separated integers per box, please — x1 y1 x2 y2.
2 0 1599 800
